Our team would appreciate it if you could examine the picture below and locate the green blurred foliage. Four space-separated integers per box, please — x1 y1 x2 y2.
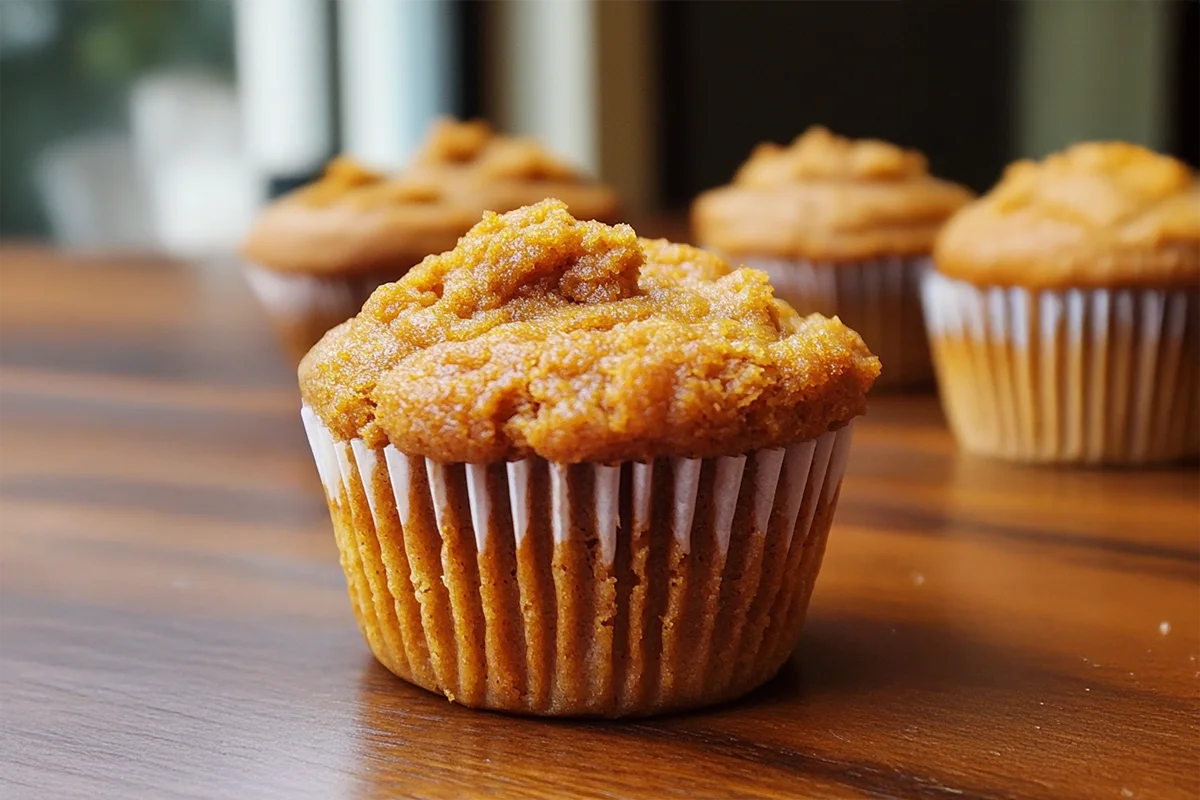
0 0 234 237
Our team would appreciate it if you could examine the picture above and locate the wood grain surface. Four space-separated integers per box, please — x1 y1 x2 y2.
1 248 1197 800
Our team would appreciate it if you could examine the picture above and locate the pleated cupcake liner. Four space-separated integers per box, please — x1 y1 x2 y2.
922 270 1200 465
244 264 394 363
740 255 933 389
302 405 856 717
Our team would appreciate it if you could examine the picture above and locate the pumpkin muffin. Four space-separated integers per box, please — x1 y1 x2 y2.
299 199 879 717
926 141 1200 465
693 126 973 388
243 119 620 362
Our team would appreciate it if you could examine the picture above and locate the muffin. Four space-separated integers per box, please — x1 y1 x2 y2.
693 126 973 388
243 119 620 362
926 141 1200 465
299 199 879 717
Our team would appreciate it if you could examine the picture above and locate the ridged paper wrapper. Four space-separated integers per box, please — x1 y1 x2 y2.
922 270 1199 465
302 406 856 717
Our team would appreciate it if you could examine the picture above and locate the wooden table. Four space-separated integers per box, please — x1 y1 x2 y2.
2 249 1197 800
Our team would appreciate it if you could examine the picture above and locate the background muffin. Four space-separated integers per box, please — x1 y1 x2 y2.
926 141 1200 465
300 200 879 717
242 118 620 363
692 126 972 388
408 117 621 223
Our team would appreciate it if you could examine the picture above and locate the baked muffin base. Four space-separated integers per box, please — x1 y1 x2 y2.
742 255 932 389
245 264 401 364
922 271 1200 465
302 406 855 717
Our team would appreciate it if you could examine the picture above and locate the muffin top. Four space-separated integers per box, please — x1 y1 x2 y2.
299 200 879 463
409 117 620 223
692 126 973 261
935 142 1200 288
243 118 620 276
242 157 483 275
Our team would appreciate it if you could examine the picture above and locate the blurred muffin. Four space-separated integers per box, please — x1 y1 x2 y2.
408 117 621 222
299 199 879 717
926 141 1200 465
693 126 972 388
243 119 620 362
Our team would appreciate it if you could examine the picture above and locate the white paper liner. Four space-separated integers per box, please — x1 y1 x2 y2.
741 255 932 388
301 405 856 716
922 270 1200 465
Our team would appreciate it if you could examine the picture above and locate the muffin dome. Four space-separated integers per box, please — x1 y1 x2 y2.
242 157 481 275
243 119 620 277
409 117 620 223
692 126 973 261
300 200 880 462
934 141 1200 288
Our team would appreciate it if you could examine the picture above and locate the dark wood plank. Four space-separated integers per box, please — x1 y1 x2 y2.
1 248 1197 800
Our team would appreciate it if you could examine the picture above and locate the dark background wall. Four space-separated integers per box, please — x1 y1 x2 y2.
1169 0 1199 167
656 0 1017 207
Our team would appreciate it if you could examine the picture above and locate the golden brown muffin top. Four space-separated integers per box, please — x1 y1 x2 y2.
692 126 973 261
243 119 620 276
299 200 879 463
935 141 1200 288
